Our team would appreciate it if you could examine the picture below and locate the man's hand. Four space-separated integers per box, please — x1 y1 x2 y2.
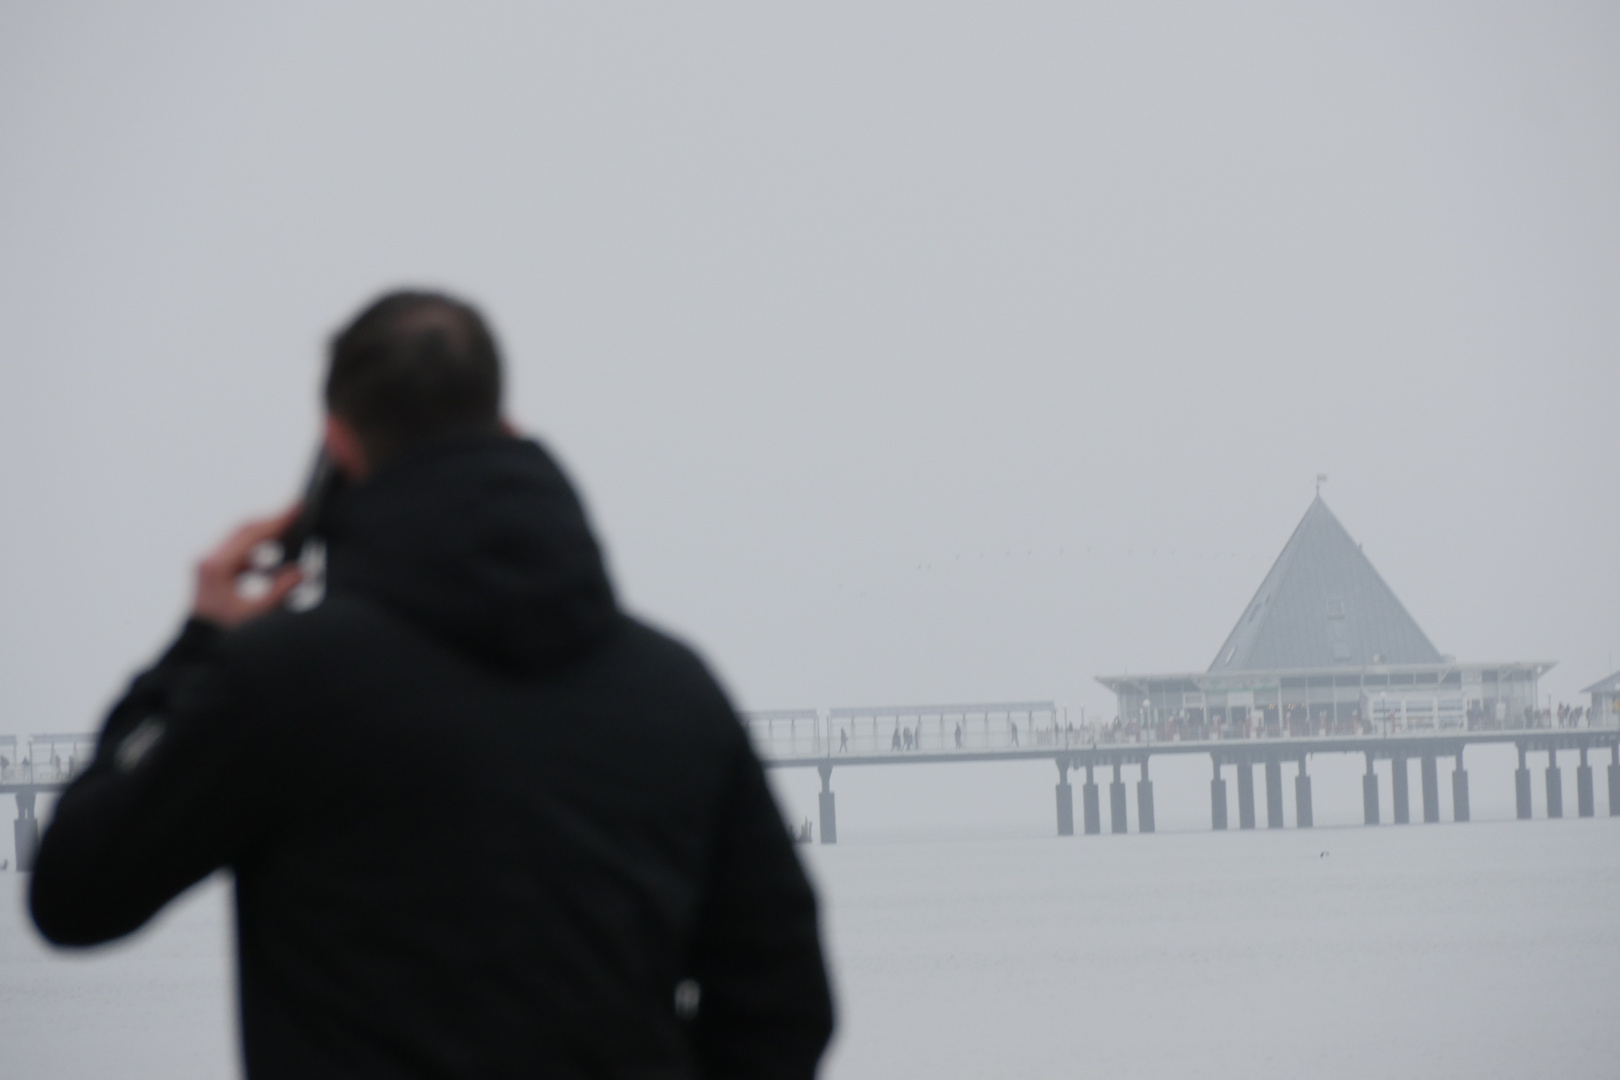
192 505 305 629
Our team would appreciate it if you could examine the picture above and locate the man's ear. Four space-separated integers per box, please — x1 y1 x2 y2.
323 414 371 481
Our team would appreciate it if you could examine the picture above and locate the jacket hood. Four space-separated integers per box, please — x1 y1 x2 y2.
322 434 618 672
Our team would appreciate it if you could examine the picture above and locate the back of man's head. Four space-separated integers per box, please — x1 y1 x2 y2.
326 290 503 467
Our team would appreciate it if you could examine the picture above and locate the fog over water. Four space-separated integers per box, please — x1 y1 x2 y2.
3 6 1617 755
5 820 1618 1079
1 4 1617 1074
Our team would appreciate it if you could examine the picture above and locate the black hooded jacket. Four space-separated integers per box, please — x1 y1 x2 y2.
30 435 834 1079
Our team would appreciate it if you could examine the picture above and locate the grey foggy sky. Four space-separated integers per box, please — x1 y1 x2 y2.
2 3 1617 746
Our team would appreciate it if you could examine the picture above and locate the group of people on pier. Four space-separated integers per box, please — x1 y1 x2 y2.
0 754 75 783
1111 701 1611 744
853 718 1091 752
823 701 1612 757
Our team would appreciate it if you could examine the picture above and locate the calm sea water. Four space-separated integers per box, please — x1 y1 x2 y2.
3 818 1616 1079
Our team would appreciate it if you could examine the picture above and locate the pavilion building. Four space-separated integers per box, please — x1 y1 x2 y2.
1584 671 1620 725
1097 497 1551 738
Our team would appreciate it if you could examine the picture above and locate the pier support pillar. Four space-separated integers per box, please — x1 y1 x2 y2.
1295 759 1313 828
1392 756 1410 824
1452 752 1470 823
1363 754 1379 826
1515 745 1532 820
817 764 837 845
1264 758 1284 829
1610 745 1620 817
1420 755 1440 823
1082 763 1101 835
1545 750 1563 819
1136 760 1155 834
1109 762 1128 834
1237 762 1256 830
1576 748 1593 819
1055 759 1074 836
14 793 38 873
1210 759 1228 831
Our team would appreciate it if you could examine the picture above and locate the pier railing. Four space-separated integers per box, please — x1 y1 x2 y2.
744 707 1620 763
746 703 1060 760
0 733 97 788
0 760 89 786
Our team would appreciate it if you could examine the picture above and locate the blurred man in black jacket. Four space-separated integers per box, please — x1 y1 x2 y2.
30 291 834 1079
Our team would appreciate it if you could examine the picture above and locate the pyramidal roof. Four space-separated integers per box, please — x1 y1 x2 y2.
1209 497 1442 672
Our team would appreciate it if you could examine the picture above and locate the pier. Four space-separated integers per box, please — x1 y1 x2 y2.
5 711 1615 867
743 703 1620 842
0 734 93 871
9 499 1617 861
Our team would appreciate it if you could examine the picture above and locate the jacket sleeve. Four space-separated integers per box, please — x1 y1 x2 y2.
29 619 267 946
686 729 835 1080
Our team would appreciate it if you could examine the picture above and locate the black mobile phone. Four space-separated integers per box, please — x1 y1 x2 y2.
278 449 343 566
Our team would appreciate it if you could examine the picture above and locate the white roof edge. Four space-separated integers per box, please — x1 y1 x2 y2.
1099 660 1557 687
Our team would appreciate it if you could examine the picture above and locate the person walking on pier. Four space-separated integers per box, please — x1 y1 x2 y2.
29 291 833 1080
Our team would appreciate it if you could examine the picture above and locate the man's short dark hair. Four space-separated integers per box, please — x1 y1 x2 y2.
326 290 503 465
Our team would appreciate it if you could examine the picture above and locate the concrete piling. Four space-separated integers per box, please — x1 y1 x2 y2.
1545 749 1562 819
1420 754 1440 823
1055 758 1074 836
1515 744 1532 820
817 763 837 844
1363 754 1379 825
1083 762 1101 835
1210 758 1228 831
1264 758 1284 829
1575 747 1593 819
1137 760 1155 834
1109 761 1128 834
1610 745 1620 817
1452 751 1470 823
1391 756 1410 824
1237 761 1256 830
1294 758 1313 828
14 793 38 873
